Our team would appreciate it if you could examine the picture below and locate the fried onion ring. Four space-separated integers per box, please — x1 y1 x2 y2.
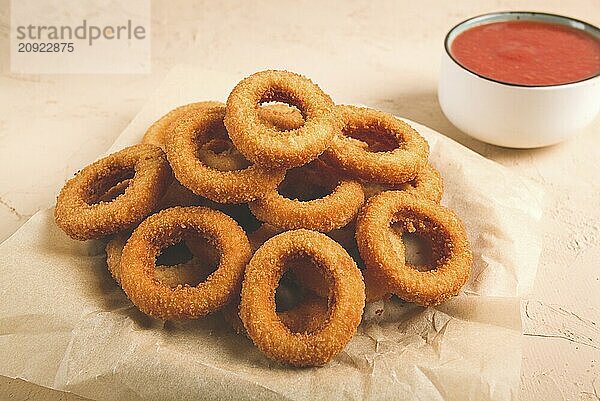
362 163 444 203
356 191 472 306
240 229 365 366
322 105 429 184
55 144 173 240
120 206 252 320
225 70 336 169
248 161 365 232
165 105 285 204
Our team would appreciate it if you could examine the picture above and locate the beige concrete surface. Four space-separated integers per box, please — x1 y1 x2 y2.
0 0 599 400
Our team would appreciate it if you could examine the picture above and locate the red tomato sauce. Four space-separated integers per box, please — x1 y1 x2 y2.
450 20 600 86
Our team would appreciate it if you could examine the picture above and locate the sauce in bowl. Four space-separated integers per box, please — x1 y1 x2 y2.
450 20 600 86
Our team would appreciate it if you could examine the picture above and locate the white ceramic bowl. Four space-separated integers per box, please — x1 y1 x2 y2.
438 12 600 148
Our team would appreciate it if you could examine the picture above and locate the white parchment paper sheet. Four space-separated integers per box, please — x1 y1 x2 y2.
0 66 543 401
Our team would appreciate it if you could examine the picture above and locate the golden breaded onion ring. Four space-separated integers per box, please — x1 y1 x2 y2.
248 161 365 232
240 229 365 367
54 144 172 240
120 206 252 320
225 70 336 169
323 105 429 184
356 191 472 306
165 105 285 204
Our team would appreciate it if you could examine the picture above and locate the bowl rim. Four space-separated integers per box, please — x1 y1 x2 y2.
444 11 600 88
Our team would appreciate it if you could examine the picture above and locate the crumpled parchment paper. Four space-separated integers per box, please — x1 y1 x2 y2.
0 65 543 401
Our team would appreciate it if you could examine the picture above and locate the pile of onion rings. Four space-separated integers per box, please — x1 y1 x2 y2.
54 69 472 367
225 70 336 169
356 191 472 306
